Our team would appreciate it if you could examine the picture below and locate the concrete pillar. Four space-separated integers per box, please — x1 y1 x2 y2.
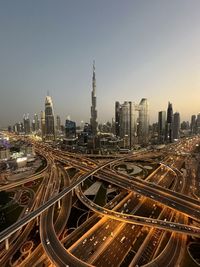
72 189 74 196
5 238 9 250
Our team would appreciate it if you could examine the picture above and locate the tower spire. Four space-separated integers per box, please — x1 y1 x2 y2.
93 60 95 73
92 60 96 96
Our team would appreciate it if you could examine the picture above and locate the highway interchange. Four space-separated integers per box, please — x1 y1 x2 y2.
0 134 200 266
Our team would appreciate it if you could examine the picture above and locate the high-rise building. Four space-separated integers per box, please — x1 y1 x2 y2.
196 113 200 134
13 122 24 134
166 102 173 142
115 100 143 147
181 121 189 130
65 119 76 139
173 112 180 140
190 115 196 134
56 115 61 132
115 102 127 147
40 111 45 140
158 111 166 143
34 113 40 131
23 114 31 134
115 102 121 137
138 98 149 145
90 61 98 135
45 95 55 141
32 120 36 132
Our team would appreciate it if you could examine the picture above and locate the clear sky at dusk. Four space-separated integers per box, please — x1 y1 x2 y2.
1 0 200 127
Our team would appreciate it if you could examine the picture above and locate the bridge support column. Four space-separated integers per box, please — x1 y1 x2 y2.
72 189 74 196
5 238 9 250
81 182 84 187
36 216 39 226
58 199 61 209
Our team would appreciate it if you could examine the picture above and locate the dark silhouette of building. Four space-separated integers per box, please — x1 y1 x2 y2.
190 115 196 134
65 120 76 139
166 102 173 142
173 112 180 140
158 111 166 143
23 114 31 134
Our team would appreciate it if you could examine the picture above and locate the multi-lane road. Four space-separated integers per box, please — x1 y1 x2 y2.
0 134 200 266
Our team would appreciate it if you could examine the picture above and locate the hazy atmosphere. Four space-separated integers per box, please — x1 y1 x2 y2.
1 0 200 127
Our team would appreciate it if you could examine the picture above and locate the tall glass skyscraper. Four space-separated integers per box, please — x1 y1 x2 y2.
115 99 149 147
173 112 180 140
23 114 31 134
166 102 173 143
158 111 166 143
190 115 196 134
34 113 40 132
90 61 98 136
138 98 149 145
44 95 55 141
65 119 76 139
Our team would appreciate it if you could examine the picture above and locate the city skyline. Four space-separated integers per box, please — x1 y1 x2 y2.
1 1 200 126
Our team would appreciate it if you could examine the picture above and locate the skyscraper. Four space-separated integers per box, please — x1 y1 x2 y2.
190 115 196 134
138 98 149 145
173 112 180 140
34 113 40 132
166 102 173 142
115 101 141 147
115 101 121 137
90 61 98 135
32 119 36 132
65 119 76 139
196 113 200 134
44 95 55 141
40 111 45 140
56 115 61 132
23 114 31 134
158 111 166 143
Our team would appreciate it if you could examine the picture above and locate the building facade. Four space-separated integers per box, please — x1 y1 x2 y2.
158 111 166 143
23 114 31 135
138 98 149 145
90 61 98 135
166 102 173 143
115 98 149 147
173 112 180 140
44 95 55 141
65 119 76 139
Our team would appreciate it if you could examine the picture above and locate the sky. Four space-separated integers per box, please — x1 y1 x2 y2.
1 0 200 127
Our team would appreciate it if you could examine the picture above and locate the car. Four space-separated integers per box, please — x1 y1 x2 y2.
105 225 109 229
46 238 50 245
90 236 95 241
120 236 126 243
25 208 29 214
82 238 87 244
103 236 107 241
94 241 98 246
